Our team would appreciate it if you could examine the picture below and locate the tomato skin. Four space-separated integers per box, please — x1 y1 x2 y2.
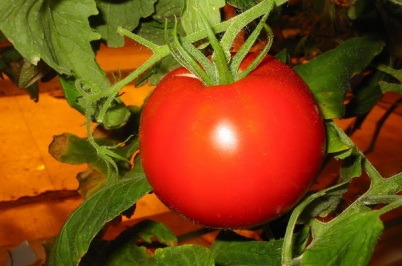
139 54 326 229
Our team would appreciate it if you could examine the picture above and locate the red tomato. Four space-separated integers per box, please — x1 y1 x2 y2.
139 54 326 229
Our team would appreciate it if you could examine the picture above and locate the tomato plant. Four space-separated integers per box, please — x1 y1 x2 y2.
1 0 402 265
140 53 326 228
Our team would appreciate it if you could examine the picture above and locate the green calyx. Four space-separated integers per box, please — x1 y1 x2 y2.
166 4 274 86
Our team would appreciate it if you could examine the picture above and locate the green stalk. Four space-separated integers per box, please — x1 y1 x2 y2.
182 41 217 82
236 24 274 81
376 197 402 216
230 12 272 79
90 28 170 123
167 18 215 86
220 0 274 52
281 188 328 266
197 9 234 85
363 158 402 201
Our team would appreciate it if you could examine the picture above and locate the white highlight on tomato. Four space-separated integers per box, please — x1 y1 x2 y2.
213 121 238 153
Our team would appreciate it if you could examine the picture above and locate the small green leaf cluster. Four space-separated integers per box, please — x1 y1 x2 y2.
166 4 273 86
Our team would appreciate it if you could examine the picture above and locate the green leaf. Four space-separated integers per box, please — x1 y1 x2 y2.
48 133 105 197
144 55 181 86
0 46 23 80
152 0 185 23
385 0 402 15
102 98 131 130
18 60 49 88
300 183 349 221
0 31 6 42
275 49 289 64
91 0 158 47
275 0 293 7
294 37 385 119
181 0 226 36
105 243 156 266
227 0 262 10
103 220 177 266
379 81 402 93
49 131 140 197
107 220 177 246
0 46 42 101
325 121 353 155
49 133 97 165
389 0 402 6
292 226 311 258
60 77 130 128
227 0 288 9
134 220 177 246
211 235 283 266
23 83 40 102
340 147 363 182
49 132 137 165
302 211 383 266
325 122 363 181
0 0 109 91
344 70 383 118
76 165 108 198
155 245 215 266
48 173 152 266
135 21 170 46
377 64 402 93
59 76 87 114
134 0 184 46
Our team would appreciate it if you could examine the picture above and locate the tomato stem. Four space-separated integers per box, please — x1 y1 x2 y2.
219 1 274 52
163 1 276 86
230 12 273 80
197 8 234 85
167 17 216 86
236 23 274 80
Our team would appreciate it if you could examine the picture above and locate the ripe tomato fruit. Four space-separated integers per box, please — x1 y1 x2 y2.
139 54 326 229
